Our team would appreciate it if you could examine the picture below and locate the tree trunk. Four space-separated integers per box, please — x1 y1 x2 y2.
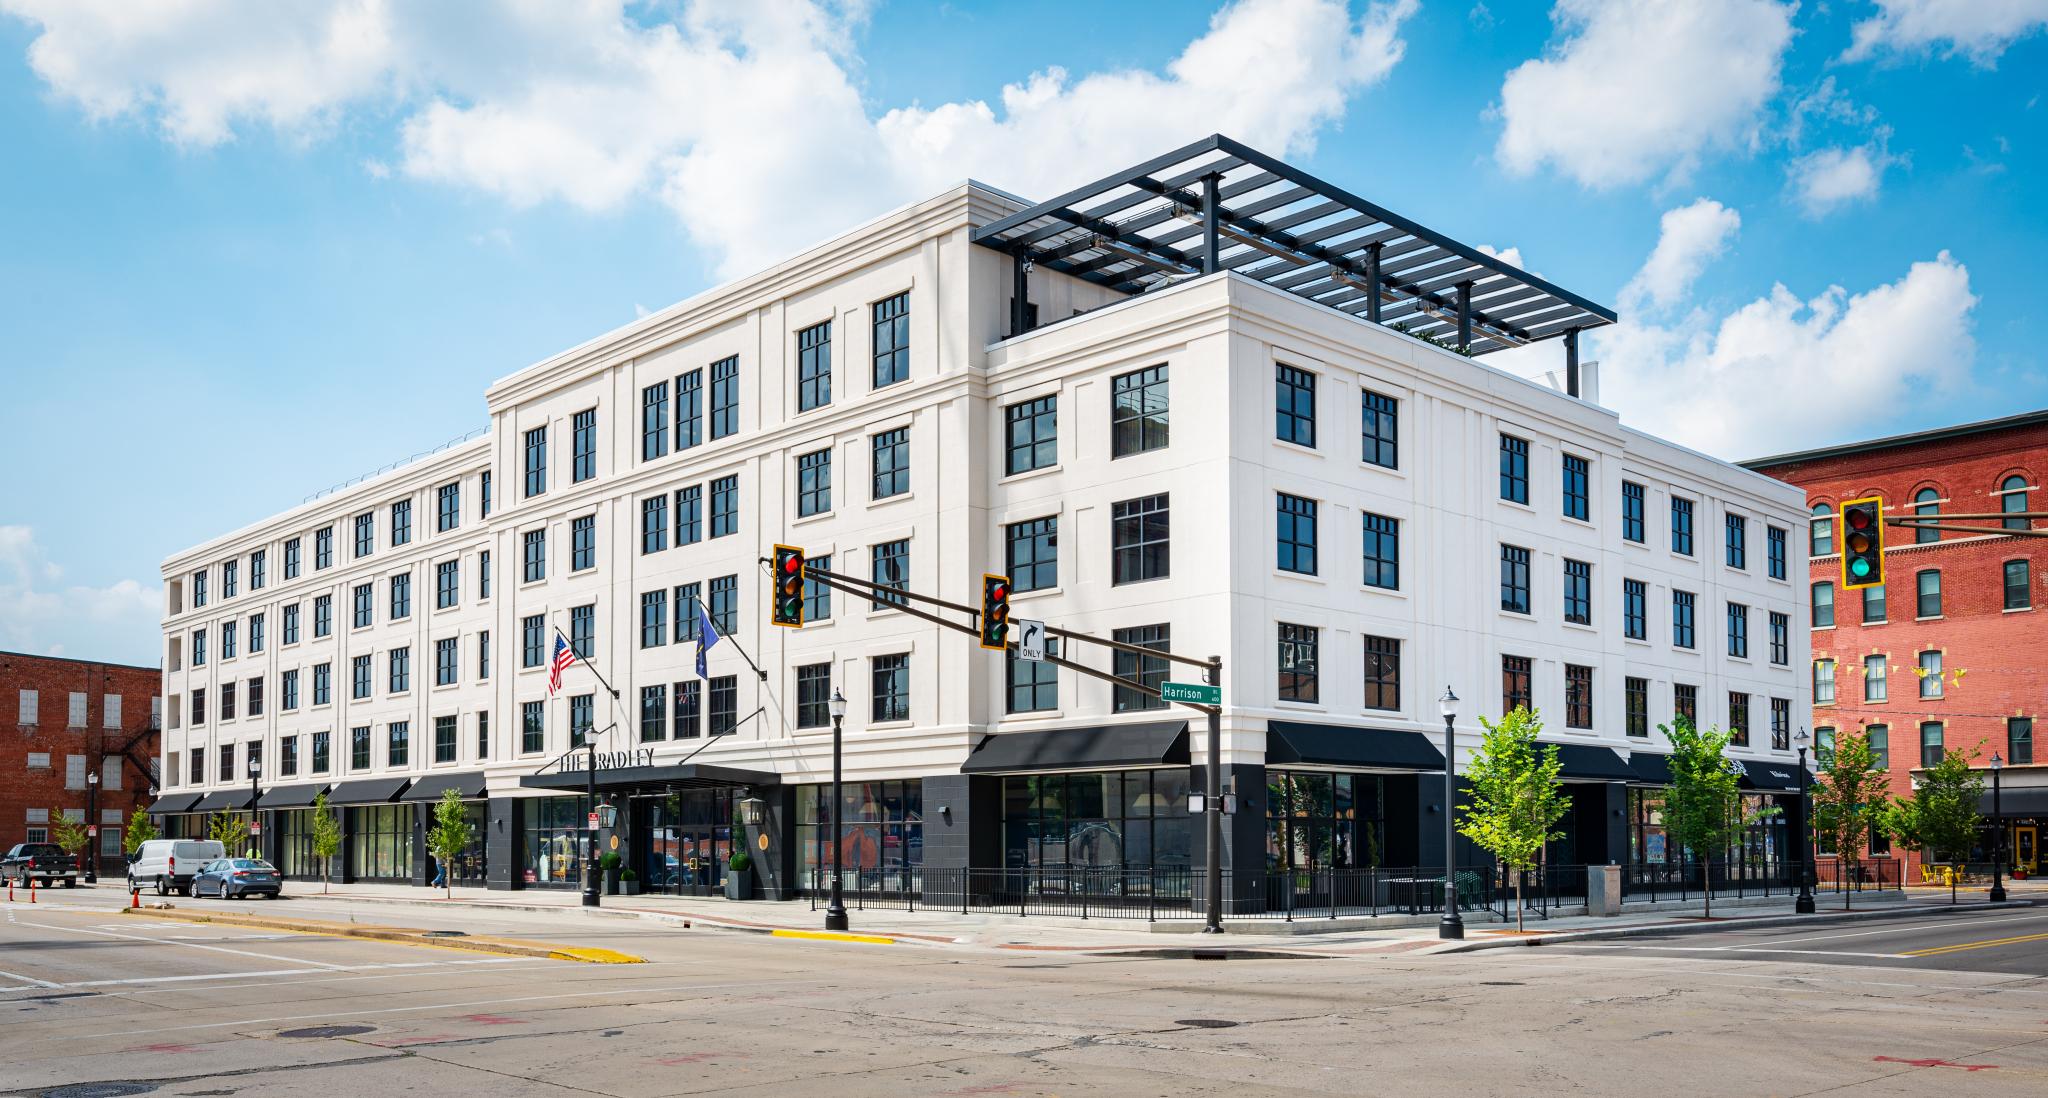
1515 869 1524 933
323 866 330 895
1702 856 1711 920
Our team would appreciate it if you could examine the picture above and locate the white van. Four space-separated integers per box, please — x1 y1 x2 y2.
127 839 226 896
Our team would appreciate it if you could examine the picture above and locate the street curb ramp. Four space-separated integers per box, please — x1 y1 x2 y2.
1426 899 2036 954
117 906 645 963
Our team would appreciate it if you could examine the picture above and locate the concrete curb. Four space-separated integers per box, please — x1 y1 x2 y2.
272 891 948 946
1425 899 2037 954
117 906 645 963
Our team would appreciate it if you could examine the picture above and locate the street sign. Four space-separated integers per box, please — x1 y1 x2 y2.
587 812 601 831
86 825 98 837
1187 793 1237 815
248 822 261 836
1016 618 1046 662
1161 680 1220 705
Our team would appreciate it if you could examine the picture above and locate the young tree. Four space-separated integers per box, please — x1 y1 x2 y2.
123 807 160 856
310 791 343 894
49 809 91 872
1885 749 1984 903
1812 728 1890 910
1660 717 1742 918
426 789 472 900
208 811 250 855
1456 706 1571 932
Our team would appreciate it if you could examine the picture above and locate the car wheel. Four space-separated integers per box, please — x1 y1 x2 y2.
156 876 169 896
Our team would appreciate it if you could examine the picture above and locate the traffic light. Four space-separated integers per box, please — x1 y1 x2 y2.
772 545 805 627
980 573 1011 650
1840 497 1884 591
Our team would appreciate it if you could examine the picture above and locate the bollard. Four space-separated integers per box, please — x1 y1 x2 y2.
29 877 36 903
6 878 12 902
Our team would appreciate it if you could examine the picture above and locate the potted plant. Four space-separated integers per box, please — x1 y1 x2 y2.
619 867 640 896
599 851 623 896
724 849 754 900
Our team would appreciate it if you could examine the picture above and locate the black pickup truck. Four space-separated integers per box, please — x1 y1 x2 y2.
1 843 79 887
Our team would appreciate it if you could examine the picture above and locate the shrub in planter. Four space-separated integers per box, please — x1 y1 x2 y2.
725 849 754 900
619 866 640 896
600 851 623 895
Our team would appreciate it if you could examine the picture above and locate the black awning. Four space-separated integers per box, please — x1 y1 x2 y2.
1546 743 1637 782
961 721 1189 775
327 777 412 805
1740 759 1807 793
257 783 329 808
1265 721 1444 771
190 790 253 812
148 793 201 815
402 771 489 802
519 762 781 793
1980 788 2048 817
1628 752 1672 785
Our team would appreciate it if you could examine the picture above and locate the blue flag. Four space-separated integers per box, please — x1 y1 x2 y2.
695 601 720 679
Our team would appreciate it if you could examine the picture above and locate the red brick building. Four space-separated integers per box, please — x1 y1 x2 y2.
1 651 162 876
1745 410 2046 879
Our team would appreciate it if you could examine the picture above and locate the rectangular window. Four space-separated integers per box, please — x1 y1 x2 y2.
1005 395 1057 475
391 500 412 547
1767 525 1787 579
1623 578 1647 639
221 621 238 659
389 574 411 620
1361 512 1399 590
1769 611 1789 665
477 710 489 758
1917 569 1942 617
2007 559 2033 610
1920 721 1944 768
1813 582 1834 628
1275 363 1316 447
1499 435 1529 503
571 694 594 747
1006 640 1059 714
222 559 238 598
523 528 545 582
192 628 206 667
1363 636 1400 711
315 526 333 569
1112 494 1170 584
436 560 459 609
1869 725 1892 769
1864 654 1888 701
2010 717 2034 766
1563 559 1592 625
1863 583 1886 623
284 537 301 579
641 591 667 649
1671 497 1694 555
673 583 701 643
524 425 548 497
1725 513 1747 569
438 482 460 531
1502 655 1532 713
1771 697 1791 751
797 449 831 517
1112 624 1170 713
673 680 702 739
1814 659 1836 705
795 664 832 728
1276 493 1318 575
354 512 374 558
642 380 670 460
193 569 207 608
388 722 409 768
1673 590 1696 648
709 676 738 735
219 682 235 721
311 730 331 774
675 485 702 545
711 475 738 537
871 428 909 499
1675 683 1697 724
434 715 457 763
676 368 703 449
873 292 910 388
522 614 545 668
219 743 236 783
1562 454 1590 520
797 320 831 411
480 549 491 598
352 655 372 700
1110 364 1168 457
1565 664 1593 728
281 736 298 777
191 687 205 725
1726 602 1748 658
1918 650 1943 698
642 495 668 554
352 583 373 628
708 575 737 635
1626 676 1648 738
313 663 331 706
436 637 458 686
481 470 492 516
388 646 410 693
871 654 910 723
1007 517 1057 593
1277 623 1319 703
870 541 908 610
1361 389 1397 469
569 604 595 659
283 603 300 644
1728 692 1750 747
522 701 545 754
1500 545 1531 614
640 685 668 743
572 408 596 483
478 631 490 680
1621 481 1645 542
571 515 595 571
803 555 832 622
282 668 299 711
710 355 738 439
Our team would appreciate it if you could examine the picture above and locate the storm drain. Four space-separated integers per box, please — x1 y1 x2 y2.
1480 981 1525 986
277 1025 376 1039
40 1084 158 1098
1175 1019 1240 1029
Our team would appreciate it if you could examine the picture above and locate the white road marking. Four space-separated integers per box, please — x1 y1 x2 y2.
1566 944 1903 959
0 968 62 989
117 962 561 996
18 920 353 969
8 957 530 990
1738 911 2048 948
1466 950 2048 995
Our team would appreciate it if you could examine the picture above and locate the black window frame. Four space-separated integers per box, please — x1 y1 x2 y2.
870 428 909 500
870 540 909 611
1110 364 1168 457
1565 664 1593 728
1562 453 1589 521
795 664 832 728
571 514 596 572
710 475 739 538
1502 655 1532 713
872 292 910 389
1005 395 1057 476
1499 435 1529 504
1767 525 1787 579
1277 622 1319 703
1361 389 1397 469
1563 558 1592 625
523 425 547 498
642 380 671 461
1621 481 1645 542
1625 676 1648 738
1622 578 1647 640
1007 517 1058 593
1363 635 1400 711
1673 590 1696 649
1671 496 1694 555
1111 494 1170 585
642 495 668 554
1276 492 1318 576
871 653 910 723
1275 363 1316 448
1500 544 1531 614
796 320 831 412
572 408 597 483
1361 512 1399 590
796 449 831 517
676 368 704 450
709 356 739 440
1916 569 1942 618
1112 624 1170 713
2005 559 2031 610
1725 513 1747 569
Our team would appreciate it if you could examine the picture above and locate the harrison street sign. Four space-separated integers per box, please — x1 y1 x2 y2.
1160 680 1221 705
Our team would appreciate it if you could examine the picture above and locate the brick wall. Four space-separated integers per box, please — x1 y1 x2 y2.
0 652 162 868
1750 418 2045 874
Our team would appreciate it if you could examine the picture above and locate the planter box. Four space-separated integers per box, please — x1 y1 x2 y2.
620 880 641 896
724 871 754 901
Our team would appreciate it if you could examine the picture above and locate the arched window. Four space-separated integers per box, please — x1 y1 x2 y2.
2001 475 2030 532
1913 488 1940 544
1810 503 1834 556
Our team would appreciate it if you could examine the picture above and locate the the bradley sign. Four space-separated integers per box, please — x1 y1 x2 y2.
555 747 659 773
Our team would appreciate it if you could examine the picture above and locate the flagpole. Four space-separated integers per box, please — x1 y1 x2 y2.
554 626 622 700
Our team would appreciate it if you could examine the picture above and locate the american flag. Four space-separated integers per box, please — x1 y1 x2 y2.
547 635 576 695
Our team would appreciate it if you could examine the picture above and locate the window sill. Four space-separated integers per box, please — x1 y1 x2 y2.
1562 620 1596 633
867 719 914 732
1001 463 1063 485
1623 637 1651 647
1497 498 1533 512
2005 605 2036 613
1360 584 1405 599
868 491 915 509
1358 459 1402 477
1916 615 1944 623
1012 586 1062 602
1274 698 1323 710
1273 438 1322 458
1273 568 1323 584
792 509 835 527
1562 514 1594 530
998 710 1069 723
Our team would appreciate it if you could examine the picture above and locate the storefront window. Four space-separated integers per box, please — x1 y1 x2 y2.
643 790 732 894
1264 771 1385 869
799 780 923 890
520 796 588 888
425 802 488 885
999 770 1190 871
348 804 412 880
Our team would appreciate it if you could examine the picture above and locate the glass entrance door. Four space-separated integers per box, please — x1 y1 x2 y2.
2016 826 2038 874
642 790 732 896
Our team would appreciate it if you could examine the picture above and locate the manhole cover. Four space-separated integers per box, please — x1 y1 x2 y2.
41 1085 158 1098
1175 1019 1239 1029
278 1025 376 1039
421 930 468 937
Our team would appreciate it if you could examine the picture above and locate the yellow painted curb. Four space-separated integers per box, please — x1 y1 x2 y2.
769 928 897 945
118 907 644 964
547 947 645 964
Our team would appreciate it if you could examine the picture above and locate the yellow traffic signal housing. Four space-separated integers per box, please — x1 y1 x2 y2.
1839 497 1884 591
772 545 805 627
980 573 1011 650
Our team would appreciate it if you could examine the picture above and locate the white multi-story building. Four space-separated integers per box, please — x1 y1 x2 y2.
154 137 1807 904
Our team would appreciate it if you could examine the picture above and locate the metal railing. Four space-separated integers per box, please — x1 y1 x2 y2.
1621 858 1798 903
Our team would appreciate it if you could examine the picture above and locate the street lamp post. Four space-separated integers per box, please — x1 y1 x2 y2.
825 688 850 931
1793 727 1814 914
247 756 262 860
583 737 600 908
1990 752 2007 903
84 771 99 884
1438 686 1463 940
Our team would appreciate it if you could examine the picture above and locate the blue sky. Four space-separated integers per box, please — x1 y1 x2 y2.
2 0 2044 664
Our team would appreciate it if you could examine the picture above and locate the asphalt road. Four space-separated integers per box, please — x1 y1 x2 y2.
1547 906 2048 974
4 894 2046 1097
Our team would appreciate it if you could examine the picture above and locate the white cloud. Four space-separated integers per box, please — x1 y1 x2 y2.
0 525 162 665
1621 198 1741 312
1 0 1420 277
1785 142 1898 216
1494 0 1796 188
1843 0 2048 65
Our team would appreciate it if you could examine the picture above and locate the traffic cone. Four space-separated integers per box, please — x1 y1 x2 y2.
131 885 141 909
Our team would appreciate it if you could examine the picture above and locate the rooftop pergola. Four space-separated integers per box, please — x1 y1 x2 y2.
972 134 1615 368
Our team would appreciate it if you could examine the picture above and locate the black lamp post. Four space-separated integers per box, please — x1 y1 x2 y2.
1438 686 1463 940
1990 752 2007 903
247 755 262 860
1793 727 1814 914
825 688 850 931
84 770 99 884
583 736 601 908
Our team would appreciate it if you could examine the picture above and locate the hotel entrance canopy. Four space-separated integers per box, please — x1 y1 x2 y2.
972 134 1615 357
